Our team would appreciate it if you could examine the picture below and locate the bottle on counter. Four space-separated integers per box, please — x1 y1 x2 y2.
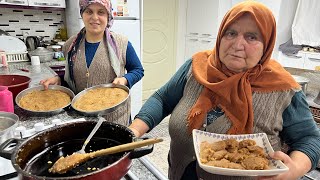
0 50 7 67
0 86 14 113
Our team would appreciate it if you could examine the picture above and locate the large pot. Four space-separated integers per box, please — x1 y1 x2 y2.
71 83 130 116
0 121 153 180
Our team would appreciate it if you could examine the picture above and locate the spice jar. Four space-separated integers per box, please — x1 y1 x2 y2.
0 86 14 113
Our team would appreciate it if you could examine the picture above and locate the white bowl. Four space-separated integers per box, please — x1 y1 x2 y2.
192 129 289 176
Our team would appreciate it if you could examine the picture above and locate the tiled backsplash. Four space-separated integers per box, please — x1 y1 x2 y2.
0 7 65 41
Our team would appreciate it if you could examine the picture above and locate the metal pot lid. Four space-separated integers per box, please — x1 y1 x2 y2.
28 47 53 56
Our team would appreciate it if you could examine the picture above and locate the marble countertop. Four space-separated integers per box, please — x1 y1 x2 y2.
0 59 65 87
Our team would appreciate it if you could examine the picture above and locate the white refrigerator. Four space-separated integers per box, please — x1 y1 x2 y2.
110 0 143 119
65 0 143 119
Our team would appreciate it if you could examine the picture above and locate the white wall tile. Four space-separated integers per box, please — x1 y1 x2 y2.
0 7 65 41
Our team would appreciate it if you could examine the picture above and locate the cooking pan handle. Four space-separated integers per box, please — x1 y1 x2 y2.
129 137 154 159
0 138 23 159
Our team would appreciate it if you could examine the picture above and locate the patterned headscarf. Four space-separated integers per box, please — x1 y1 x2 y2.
79 0 114 28
187 1 300 134
67 0 120 85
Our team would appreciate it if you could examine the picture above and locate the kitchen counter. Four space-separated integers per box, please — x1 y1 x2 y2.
0 60 65 87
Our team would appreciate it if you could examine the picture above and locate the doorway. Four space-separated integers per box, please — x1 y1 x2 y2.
142 0 178 101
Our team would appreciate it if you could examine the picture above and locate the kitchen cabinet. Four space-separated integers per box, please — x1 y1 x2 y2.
184 0 218 59
28 0 66 8
0 0 28 6
278 51 320 70
182 0 298 62
185 36 216 59
186 0 219 38
0 0 66 8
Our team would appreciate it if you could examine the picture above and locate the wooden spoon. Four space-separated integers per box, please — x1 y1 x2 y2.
48 138 163 174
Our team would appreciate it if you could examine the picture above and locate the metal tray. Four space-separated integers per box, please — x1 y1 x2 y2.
15 85 75 115
71 83 130 116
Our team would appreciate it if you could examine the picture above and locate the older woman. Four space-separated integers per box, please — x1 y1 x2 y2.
129 1 320 180
41 0 144 125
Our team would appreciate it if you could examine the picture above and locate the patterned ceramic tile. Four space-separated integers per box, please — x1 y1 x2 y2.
0 7 65 41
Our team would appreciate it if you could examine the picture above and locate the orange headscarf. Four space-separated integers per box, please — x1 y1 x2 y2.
187 1 300 134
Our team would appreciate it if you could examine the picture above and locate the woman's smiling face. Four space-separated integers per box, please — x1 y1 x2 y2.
219 13 264 73
82 3 108 36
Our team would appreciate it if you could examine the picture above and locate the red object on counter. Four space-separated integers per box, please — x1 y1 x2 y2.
19 68 29 72
0 86 14 113
0 75 31 101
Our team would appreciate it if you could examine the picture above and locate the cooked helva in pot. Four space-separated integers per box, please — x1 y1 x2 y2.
19 89 71 111
73 87 128 112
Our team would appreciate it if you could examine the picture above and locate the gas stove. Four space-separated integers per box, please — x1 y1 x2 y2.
0 118 86 180
0 118 147 180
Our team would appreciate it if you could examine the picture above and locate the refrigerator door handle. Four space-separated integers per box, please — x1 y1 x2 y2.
114 16 139 20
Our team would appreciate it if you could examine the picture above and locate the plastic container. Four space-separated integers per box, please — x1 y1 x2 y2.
0 86 14 113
